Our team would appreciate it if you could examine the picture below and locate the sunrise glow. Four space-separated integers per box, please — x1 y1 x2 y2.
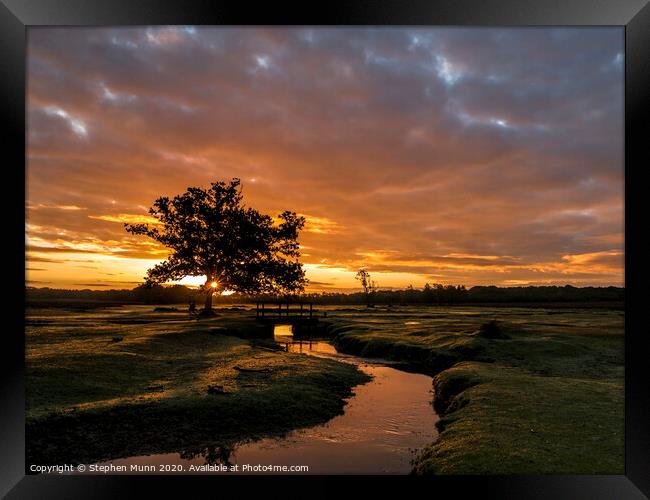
26 27 623 291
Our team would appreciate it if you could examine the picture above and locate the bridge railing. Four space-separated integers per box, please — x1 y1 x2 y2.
255 302 317 320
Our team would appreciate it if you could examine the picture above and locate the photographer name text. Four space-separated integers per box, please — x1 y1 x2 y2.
30 463 309 474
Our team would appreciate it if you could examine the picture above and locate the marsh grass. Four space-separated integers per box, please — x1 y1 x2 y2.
26 306 370 465
327 305 624 474
26 304 624 473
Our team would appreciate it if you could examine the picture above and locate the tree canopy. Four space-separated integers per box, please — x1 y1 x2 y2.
125 179 306 309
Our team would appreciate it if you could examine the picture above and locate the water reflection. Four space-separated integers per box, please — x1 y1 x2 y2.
272 324 366 360
273 323 293 343
180 444 235 466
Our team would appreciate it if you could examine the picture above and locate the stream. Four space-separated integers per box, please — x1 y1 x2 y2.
89 325 439 474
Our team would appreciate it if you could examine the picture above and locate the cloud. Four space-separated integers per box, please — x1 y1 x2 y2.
26 27 624 289
28 203 86 211
88 214 161 225
42 106 88 137
299 214 344 234
561 250 623 267
27 256 67 263
27 244 99 254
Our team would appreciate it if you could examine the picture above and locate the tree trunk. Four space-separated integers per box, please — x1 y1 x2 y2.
204 288 214 312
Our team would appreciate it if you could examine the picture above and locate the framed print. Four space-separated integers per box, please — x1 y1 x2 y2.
2 0 649 498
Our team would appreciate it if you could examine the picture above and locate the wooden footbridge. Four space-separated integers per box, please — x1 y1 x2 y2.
254 301 321 325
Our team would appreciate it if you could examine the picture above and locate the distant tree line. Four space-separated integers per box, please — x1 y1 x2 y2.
27 284 236 306
302 284 624 306
26 283 624 307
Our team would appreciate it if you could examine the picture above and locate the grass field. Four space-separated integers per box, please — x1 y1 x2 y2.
26 303 624 474
326 305 624 474
25 305 369 465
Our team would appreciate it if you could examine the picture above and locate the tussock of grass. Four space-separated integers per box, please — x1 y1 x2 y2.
477 320 508 339
430 362 482 416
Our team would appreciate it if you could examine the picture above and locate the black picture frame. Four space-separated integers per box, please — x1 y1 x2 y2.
3 1 649 497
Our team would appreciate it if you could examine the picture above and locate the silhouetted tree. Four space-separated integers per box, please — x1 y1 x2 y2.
423 283 434 303
125 178 306 313
355 269 376 306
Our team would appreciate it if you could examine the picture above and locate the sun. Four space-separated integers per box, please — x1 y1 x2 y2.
210 282 218 288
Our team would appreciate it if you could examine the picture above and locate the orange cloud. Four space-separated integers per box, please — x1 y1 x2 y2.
88 214 162 225
561 250 623 266
299 214 344 234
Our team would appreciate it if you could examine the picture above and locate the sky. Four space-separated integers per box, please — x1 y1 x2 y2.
26 27 624 292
